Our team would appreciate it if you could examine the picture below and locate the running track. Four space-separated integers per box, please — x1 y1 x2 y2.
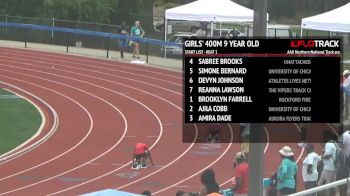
0 47 338 195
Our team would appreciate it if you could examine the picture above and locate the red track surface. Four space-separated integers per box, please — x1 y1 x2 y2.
0 47 338 195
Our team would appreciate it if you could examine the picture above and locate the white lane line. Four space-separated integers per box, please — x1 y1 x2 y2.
327 123 339 136
0 47 182 78
0 69 129 195
293 123 305 163
152 124 233 195
0 88 46 158
264 126 270 153
0 55 182 96
88 163 125 166
0 85 49 161
48 126 194 196
9 47 183 78
0 49 182 86
0 82 59 164
0 66 165 194
0 76 93 183
0 58 197 195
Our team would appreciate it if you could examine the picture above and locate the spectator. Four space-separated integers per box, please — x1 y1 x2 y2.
297 123 308 148
141 190 151 196
118 21 128 58
343 70 350 119
337 130 350 196
132 143 153 169
200 169 222 196
342 70 350 86
232 152 249 196
276 146 298 195
195 23 207 38
130 20 145 59
318 131 337 196
339 129 350 156
302 144 321 196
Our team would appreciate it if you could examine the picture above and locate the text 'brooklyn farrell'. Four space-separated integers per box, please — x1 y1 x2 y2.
184 38 341 123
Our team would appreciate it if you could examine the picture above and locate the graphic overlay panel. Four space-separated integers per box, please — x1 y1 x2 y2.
183 38 342 143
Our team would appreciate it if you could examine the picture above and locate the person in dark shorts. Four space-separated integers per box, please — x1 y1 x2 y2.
207 123 221 143
119 21 128 58
336 132 350 196
132 143 153 169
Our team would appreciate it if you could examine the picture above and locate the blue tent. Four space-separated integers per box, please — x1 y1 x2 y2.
81 189 142 196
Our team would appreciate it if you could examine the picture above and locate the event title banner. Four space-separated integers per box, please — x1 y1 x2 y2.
183 39 341 123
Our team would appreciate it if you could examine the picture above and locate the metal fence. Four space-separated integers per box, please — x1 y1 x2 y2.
0 15 181 63
289 176 350 196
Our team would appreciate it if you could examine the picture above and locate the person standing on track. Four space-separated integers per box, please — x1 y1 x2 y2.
276 146 298 196
119 21 128 58
130 20 145 59
132 142 153 169
318 131 337 196
302 144 321 196
231 152 249 196
336 130 350 196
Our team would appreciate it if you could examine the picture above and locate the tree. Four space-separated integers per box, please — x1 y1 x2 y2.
43 0 118 23
0 0 118 24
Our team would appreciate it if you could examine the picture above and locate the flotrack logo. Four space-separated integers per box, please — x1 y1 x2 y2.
290 40 339 48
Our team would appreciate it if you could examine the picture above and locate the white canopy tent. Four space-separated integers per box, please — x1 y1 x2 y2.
164 0 268 57
165 0 255 23
301 2 350 34
164 0 270 38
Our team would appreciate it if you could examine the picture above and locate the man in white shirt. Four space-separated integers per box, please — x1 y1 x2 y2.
340 129 350 156
343 70 350 90
343 70 350 120
318 131 337 196
302 144 321 196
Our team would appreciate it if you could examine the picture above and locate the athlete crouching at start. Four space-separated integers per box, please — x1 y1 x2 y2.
132 143 153 169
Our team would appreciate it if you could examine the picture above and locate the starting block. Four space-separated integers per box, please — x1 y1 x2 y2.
131 162 140 170
131 159 148 169
140 162 147 168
